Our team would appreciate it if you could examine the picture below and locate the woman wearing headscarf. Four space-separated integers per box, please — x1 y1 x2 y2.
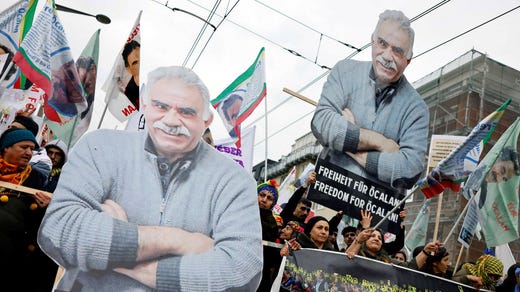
256 180 280 292
295 216 334 250
345 228 392 263
279 221 303 257
453 254 504 291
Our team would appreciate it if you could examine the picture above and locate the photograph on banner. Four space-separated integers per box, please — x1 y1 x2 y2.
0 86 43 133
276 249 478 291
307 157 403 235
102 12 141 121
0 0 37 88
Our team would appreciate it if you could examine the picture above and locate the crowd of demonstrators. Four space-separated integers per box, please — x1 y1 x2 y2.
496 263 520 292
0 128 55 291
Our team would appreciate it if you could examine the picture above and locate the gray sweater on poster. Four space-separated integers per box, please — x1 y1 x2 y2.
38 129 262 291
311 59 429 192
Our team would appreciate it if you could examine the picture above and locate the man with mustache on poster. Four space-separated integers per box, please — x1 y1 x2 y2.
38 66 262 291
311 10 429 197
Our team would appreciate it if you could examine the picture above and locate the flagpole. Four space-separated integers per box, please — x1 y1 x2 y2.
97 98 110 129
443 200 470 243
432 192 444 241
264 92 268 182
0 61 14 85
452 245 465 275
373 185 417 230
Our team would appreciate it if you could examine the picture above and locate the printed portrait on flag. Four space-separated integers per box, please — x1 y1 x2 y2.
118 39 140 109
102 12 141 122
76 56 97 119
49 60 84 117
217 90 244 138
0 42 18 87
0 0 38 90
211 48 266 144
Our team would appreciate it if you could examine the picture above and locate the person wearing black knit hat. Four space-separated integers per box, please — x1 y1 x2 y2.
294 216 334 250
9 114 39 137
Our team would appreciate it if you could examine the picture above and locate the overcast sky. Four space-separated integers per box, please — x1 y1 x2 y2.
4 0 520 165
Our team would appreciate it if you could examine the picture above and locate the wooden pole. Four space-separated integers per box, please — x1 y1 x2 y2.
432 192 444 241
283 88 317 106
452 244 465 275
0 181 52 197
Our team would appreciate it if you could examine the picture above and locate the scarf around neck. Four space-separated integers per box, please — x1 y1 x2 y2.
0 157 31 185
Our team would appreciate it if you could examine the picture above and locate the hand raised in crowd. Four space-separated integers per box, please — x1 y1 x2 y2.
360 210 372 229
399 208 406 220
33 191 52 208
399 208 406 228
280 238 301 257
15 107 36 118
345 228 374 259
422 240 443 256
305 171 317 187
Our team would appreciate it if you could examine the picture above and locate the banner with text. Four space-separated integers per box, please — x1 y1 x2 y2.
278 249 479 292
307 158 402 234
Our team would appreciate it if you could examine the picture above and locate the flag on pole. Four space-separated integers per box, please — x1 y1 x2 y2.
475 118 520 247
495 244 516 273
214 126 256 172
418 99 510 198
273 166 296 214
459 118 520 247
102 11 141 122
404 198 431 252
13 0 87 124
46 29 100 147
0 0 38 89
211 47 266 147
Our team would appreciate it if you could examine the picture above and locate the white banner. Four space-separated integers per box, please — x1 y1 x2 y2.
102 11 141 122
214 126 255 172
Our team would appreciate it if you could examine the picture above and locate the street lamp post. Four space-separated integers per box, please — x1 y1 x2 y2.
55 4 111 24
